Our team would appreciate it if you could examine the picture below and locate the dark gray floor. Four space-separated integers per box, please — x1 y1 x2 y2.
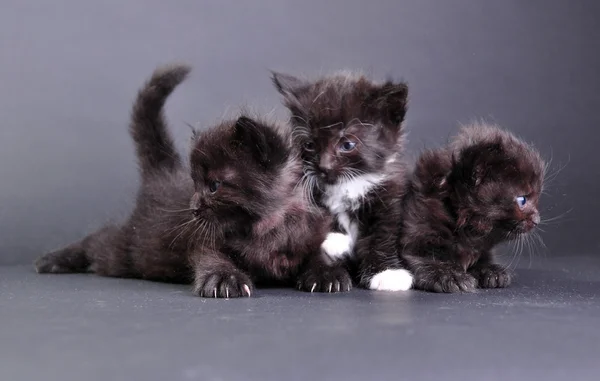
2 255 600 381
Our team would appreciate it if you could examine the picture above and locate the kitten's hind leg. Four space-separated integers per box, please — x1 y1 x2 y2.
35 242 90 274
191 248 254 298
34 225 122 275
405 255 477 293
468 254 512 289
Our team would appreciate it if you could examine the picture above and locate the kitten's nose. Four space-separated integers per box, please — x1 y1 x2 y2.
192 209 201 218
319 168 337 183
531 213 540 226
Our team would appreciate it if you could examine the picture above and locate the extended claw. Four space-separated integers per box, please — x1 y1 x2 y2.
243 284 251 297
328 283 333 293
310 283 317 293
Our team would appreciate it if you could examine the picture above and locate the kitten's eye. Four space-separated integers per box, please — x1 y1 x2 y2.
208 181 221 193
339 140 357 152
304 141 315 152
515 196 527 209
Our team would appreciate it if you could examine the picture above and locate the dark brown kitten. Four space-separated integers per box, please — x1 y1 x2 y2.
272 70 413 291
188 115 351 296
399 123 546 292
35 64 351 298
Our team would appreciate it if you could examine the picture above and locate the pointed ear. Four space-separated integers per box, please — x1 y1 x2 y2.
233 116 287 168
271 71 309 100
367 81 409 126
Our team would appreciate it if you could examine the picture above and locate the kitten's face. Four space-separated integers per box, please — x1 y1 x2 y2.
188 116 291 232
272 72 408 186
449 134 545 238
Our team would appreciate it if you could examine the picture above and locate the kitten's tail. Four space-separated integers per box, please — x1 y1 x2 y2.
130 63 191 175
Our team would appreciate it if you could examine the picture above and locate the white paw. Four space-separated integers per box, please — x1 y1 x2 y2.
369 269 413 291
321 232 352 260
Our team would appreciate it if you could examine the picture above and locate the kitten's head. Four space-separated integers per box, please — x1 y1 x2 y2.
446 123 545 238
189 115 298 234
272 71 408 186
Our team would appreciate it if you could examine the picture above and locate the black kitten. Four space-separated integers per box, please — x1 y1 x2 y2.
399 123 546 292
35 64 351 297
272 70 413 291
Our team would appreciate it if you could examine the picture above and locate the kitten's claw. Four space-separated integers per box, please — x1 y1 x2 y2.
193 270 254 298
297 266 352 293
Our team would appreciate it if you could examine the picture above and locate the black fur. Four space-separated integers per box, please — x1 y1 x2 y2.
272 70 412 289
399 123 546 292
35 64 351 298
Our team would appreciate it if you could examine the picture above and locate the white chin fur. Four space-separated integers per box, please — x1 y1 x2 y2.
321 232 353 260
369 269 413 291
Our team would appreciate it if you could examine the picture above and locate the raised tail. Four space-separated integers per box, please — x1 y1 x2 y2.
130 63 191 175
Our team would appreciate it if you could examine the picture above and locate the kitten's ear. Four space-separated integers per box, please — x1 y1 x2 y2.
233 116 287 168
368 81 409 126
271 71 309 100
455 142 503 186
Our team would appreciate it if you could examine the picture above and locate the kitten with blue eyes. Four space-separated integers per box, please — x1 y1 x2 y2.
399 123 546 292
272 71 414 291
35 64 350 298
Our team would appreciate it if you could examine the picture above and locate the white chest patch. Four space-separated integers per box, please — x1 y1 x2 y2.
369 269 414 291
320 174 383 262
323 174 386 214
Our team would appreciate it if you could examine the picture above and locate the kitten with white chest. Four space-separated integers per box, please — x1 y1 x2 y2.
272 71 413 291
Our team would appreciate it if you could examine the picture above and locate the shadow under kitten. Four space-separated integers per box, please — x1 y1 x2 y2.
271 70 413 291
399 123 546 293
35 64 351 298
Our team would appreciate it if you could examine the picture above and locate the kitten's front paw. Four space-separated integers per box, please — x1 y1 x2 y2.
193 270 253 299
368 269 413 291
321 232 352 261
470 264 512 289
297 266 352 293
414 264 477 293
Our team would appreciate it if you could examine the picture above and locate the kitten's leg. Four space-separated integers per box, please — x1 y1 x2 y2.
35 242 90 274
191 248 254 298
468 253 512 289
404 255 477 293
354 196 413 291
355 248 413 292
297 254 352 293
35 225 121 274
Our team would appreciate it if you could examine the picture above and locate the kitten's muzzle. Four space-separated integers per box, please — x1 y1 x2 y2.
318 169 338 184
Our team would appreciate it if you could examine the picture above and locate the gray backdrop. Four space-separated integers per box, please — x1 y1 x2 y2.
1 0 598 265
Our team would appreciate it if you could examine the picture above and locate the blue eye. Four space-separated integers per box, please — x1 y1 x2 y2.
516 196 527 209
209 181 221 193
339 140 357 152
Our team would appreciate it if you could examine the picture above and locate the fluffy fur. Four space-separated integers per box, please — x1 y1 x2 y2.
272 70 413 291
399 123 546 292
35 64 351 298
